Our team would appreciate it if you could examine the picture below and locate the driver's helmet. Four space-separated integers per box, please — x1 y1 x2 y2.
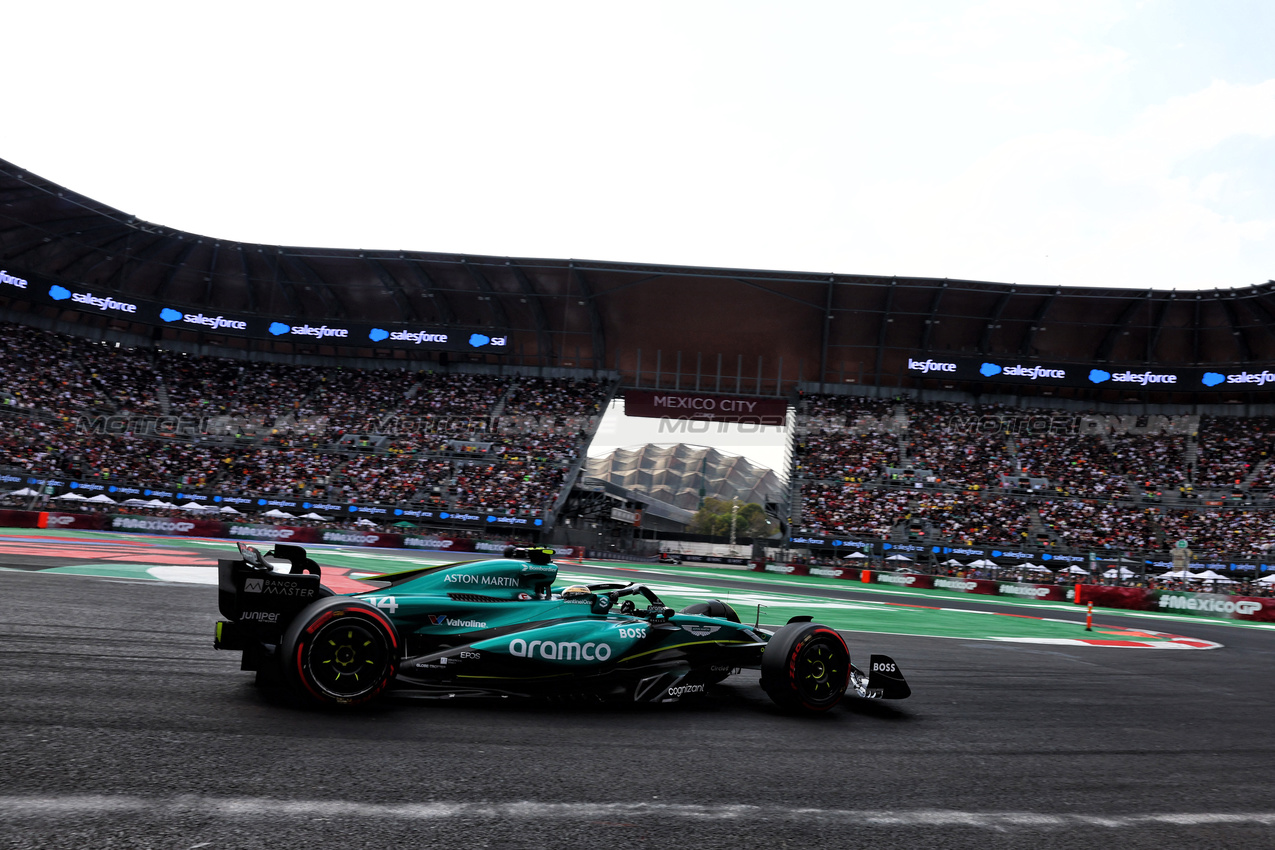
560 585 592 599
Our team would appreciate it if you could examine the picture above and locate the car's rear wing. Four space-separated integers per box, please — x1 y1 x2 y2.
217 543 329 625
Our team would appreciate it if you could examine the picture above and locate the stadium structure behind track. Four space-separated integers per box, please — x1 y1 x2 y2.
4 157 1275 405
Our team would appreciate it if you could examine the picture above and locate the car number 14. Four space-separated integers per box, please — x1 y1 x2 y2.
367 596 399 613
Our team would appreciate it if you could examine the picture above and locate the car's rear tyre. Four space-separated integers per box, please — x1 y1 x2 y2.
679 599 741 622
760 622 850 713
281 598 400 707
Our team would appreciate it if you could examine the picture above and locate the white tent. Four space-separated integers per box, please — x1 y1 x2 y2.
262 509 295 519
218 506 242 514
1102 566 1136 578
85 494 117 504
121 498 150 506
939 559 965 567
1257 573 1275 584
967 559 997 568
841 551 868 559
885 553 914 561
1059 565 1091 575
299 512 331 521
7 487 39 497
354 518 377 527
54 492 88 501
1157 569 1197 580
1016 562 1052 572
144 499 169 508
1191 569 1235 584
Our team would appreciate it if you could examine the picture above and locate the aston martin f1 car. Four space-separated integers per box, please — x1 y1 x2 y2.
213 543 911 713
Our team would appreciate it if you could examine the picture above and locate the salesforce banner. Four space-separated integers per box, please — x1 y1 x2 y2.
904 354 1275 391
5 267 509 354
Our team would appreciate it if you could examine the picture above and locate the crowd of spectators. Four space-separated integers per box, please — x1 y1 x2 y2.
0 322 613 518
0 321 162 414
1035 500 1160 552
910 491 1034 545
793 394 900 480
791 393 1275 557
1193 415 1275 489
798 482 909 536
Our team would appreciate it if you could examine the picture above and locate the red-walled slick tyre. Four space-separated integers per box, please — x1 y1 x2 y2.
760 622 850 713
281 597 400 707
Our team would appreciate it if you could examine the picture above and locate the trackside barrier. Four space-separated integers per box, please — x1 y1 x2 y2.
805 565 858 580
754 562 809 576
869 571 935 590
0 509 555 558
0 509 40 529
39 512 106 530
801 569 1275 624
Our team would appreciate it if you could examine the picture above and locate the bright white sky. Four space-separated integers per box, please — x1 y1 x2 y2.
6 0 1275 293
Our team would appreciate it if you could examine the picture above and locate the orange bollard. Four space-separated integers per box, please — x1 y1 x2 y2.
1085 601 1093 631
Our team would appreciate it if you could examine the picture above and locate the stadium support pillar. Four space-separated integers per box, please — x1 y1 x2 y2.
655 350 662 389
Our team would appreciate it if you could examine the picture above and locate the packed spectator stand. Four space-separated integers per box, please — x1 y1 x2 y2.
792 391 1275 560
0 321 612 530
4 318 1275 563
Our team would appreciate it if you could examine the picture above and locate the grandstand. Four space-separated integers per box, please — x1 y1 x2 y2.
1 156 1274 571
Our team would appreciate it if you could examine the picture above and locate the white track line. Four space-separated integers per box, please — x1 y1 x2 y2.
1 796 1273 830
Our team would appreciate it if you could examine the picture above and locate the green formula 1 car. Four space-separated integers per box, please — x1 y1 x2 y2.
213 543 911 713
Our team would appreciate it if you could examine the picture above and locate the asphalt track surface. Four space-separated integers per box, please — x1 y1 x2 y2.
2 538 1275 848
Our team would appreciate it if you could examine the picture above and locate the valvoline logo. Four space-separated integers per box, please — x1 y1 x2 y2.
980 362 1002 377
1089 369 1111 383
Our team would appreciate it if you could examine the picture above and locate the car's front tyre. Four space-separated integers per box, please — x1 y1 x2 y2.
759 622 850 713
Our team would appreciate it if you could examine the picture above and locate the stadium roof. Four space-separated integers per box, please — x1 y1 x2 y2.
3 157 1275 397
584 444 783 512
